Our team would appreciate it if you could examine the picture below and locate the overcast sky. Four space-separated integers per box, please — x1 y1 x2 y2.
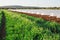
0 0 60 7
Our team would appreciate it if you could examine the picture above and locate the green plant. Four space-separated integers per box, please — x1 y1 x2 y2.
0 10 60 40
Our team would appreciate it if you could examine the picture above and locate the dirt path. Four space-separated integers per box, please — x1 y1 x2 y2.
10 10 60 23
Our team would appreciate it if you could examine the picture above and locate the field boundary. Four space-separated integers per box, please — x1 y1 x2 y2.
10 10 60 23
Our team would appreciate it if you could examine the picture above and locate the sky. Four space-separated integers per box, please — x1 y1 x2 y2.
0 0 60 7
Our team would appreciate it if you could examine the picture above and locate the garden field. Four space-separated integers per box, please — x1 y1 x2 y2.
0 10 60 40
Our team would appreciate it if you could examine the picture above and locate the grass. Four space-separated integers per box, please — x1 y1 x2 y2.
0 10 60 40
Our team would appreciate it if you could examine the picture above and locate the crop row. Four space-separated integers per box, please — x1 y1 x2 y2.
0 10 60 40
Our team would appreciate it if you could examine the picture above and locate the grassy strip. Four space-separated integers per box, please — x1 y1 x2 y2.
20 13 60 33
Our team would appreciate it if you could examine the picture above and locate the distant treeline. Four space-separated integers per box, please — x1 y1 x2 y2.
0 7 60 9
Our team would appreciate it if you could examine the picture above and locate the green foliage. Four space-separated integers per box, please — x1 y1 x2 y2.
21 14 37 21
0 10 60 40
